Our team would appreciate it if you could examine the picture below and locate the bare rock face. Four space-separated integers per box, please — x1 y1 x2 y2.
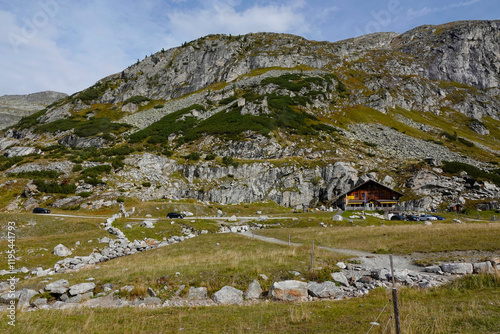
394 21 500 89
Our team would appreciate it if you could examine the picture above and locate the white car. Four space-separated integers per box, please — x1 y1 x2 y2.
419 214 437 221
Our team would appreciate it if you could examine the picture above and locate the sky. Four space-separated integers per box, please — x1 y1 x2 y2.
0 0 498 96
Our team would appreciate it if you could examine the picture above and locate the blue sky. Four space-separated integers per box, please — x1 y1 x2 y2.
0 0 498 95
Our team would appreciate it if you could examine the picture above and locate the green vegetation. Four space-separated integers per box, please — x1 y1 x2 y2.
8 276 500 333
123 95 150 105
258 222 500 254
15 109 47 130
442 161 500 186
0 156 24 171
33 180 76 194
35 117 131 138
7 170 61 179
75 82 109 103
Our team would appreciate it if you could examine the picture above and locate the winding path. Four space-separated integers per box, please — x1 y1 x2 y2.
240 231 423 272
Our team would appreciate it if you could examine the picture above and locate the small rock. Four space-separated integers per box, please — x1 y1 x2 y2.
244 280 262 300
53 244 72 257
69 282 96 296
187 287 207 300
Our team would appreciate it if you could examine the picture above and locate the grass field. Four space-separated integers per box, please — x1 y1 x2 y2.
5 274 500 333
257 222 500 255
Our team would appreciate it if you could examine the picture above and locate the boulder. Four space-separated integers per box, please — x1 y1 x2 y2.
17 289 37 310
244 280 262 300
307 281 342 298
331 272 349 287
473 262 495 274
187 287 207 300
269 280 308 301
69 282 96 296
332 215 343 221
440 263 473 275
370 268 390 281
53 244 72 257
45 279 69 294
212 286 243 305
424 265 444 274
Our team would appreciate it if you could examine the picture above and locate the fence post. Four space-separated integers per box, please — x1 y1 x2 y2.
288 234 290 246
310 241 314 272
390 255 402 334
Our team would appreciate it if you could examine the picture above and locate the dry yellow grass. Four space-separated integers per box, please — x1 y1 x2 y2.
258 222 500 254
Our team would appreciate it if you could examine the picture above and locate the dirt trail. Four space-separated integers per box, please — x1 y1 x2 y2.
240 231 422 272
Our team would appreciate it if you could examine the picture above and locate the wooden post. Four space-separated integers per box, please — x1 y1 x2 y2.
390 255 402 334
310 241 314 272
288 234 290 246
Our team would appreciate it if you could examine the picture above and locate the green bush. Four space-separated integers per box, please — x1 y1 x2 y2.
123 96 150 105
185 152 200 161
15 109 47 130
81 165 112 178
8 170 61 179
458 137 475 147
205 153 217 160
78 191 93 198
34 180 76 194
142 182 151 187
72 164 83 172
0 157 24 171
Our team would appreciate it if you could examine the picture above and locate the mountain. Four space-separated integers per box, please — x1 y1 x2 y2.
1 20 499 212
0 91 67 130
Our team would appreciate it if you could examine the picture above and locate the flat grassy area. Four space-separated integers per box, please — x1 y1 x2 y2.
6 274 500 333
17 233 351 297
0 214 108 271
257 222 500 255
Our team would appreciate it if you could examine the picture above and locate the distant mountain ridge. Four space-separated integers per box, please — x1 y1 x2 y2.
0 91 67 130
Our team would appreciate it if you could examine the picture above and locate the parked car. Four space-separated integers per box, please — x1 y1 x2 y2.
390 214 406 221
419 214 438 221
167 212 184 219
432 215 446 220
33 207 50 214
406 215 419 221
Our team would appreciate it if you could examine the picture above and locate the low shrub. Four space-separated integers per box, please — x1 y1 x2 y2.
34 180 76 194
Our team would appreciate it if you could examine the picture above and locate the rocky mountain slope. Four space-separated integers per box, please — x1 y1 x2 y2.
0 91 67 130
1 20 499 212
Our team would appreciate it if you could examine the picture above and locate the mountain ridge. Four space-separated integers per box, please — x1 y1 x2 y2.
1 20 499 212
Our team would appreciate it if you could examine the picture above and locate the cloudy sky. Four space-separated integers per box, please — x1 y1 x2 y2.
0 0 498 96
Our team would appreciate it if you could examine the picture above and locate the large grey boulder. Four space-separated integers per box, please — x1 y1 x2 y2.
45 279 69 294
307 281 342 299
53 244 72 257
212 286 243 305
187 287 207 300
331 272 349 287
269 280 308 301
473 262 495 274
244 280 262 300
17 289 37 310
440 263 473 275
69 282 96 296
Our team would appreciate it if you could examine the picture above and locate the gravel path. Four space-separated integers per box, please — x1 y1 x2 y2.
240 231 422 272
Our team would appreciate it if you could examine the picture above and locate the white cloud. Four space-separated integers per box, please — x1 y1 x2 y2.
165 0 310 41
406 0 482 19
